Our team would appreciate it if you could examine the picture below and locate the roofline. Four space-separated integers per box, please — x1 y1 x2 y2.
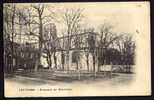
57 32 99 40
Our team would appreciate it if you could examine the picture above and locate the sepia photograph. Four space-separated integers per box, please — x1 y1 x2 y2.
3 2 151 97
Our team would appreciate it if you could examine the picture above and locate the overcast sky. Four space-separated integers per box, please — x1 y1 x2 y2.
8 2 150 42
48 2 150 36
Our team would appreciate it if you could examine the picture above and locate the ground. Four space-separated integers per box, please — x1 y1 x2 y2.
5 73 135 87
4 73 135 97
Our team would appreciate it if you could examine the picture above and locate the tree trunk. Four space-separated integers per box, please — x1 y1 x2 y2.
61 51 65 70
11 5 16 73
76 61 79 70
97 58 101 72
53 52 57 69
86 53 89 72
66 28 71 71
66 51 69 71
97 48 101 72
49 55 52 70
93 54 95 72
35 14 43 72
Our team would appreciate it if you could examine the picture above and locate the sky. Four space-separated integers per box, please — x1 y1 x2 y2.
48 2 150 36
5 2 150 42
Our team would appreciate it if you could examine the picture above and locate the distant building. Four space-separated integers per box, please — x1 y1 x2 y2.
41 31 100 71
4 39 39 72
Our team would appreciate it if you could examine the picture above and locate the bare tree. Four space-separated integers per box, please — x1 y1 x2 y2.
43 28 53 69
61 8 84 71
87 32 97 72
3 4 17 73
42 23 58 70
116 34 135 73
10 5 16 72
98 23 123 72
61 31 65 70
19 4 56 71
73 35 83 70
30 4 45 71
4 4 11 73
3 4 10 40
4 4 30 73
82 27 95 72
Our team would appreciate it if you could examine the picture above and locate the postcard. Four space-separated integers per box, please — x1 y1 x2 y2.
3 2 151 97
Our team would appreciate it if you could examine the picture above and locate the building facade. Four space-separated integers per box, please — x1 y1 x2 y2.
41 32 101 72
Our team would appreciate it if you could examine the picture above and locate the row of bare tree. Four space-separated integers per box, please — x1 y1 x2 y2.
3 4 135 73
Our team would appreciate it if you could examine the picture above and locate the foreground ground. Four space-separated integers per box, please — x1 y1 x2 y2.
5 73 134 87
4 73 136 97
